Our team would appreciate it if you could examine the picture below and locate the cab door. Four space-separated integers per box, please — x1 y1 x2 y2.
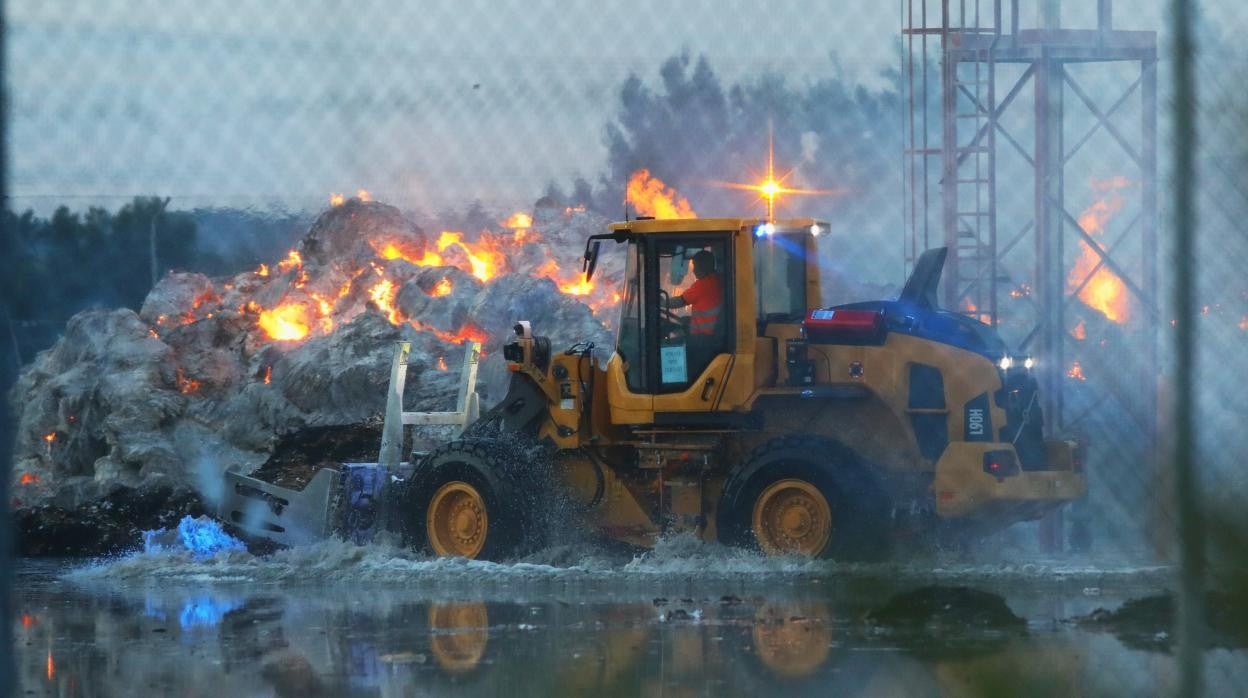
649 233 736 414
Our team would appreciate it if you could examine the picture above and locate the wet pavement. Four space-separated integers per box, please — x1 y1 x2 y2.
11 544 1248 697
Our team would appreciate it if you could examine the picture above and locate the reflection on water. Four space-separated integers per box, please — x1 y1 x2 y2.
12 559 1248 696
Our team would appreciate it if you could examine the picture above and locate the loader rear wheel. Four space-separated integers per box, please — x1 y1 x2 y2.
403 438 544 560
718 436 890 560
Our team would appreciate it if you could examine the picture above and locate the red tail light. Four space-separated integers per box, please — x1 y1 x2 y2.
804 309 885 344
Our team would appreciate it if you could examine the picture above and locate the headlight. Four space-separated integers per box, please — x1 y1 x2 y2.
998 356 1014 371
1023 356 1035 370
809 224 822 236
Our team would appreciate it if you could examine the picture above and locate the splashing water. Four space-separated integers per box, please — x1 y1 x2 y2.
142 516 246 559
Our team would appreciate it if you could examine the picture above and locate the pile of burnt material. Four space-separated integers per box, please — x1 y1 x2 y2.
9 199 615 551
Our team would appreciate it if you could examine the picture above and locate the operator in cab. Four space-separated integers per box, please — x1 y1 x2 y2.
666 249 723 337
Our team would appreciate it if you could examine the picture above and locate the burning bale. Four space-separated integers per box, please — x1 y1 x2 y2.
9 199 615 550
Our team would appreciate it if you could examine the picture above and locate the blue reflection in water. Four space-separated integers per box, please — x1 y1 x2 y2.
179 597 245 629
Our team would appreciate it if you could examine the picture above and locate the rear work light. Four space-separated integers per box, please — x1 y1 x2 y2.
803 308 886 345
983 449 1020 479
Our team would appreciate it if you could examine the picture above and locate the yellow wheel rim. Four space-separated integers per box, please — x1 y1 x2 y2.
428 602 489 673
751 479 832 557
426 481 489 558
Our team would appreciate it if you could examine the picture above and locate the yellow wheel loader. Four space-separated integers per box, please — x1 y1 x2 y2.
220 218 1085 559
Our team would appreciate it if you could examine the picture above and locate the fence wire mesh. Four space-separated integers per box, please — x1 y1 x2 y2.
2 1 1247 695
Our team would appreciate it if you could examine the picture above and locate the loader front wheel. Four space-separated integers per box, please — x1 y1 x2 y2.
426 481 491 559
404 439 541 560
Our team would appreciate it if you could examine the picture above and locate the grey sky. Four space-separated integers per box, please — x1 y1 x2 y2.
3 1 1220 215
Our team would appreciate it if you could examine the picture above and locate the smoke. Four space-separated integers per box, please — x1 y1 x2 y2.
539 53 906 287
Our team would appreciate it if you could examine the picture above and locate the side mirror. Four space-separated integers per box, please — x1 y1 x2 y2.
582 240 602 281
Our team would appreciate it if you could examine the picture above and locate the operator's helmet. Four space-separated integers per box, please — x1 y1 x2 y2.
692 249 716 274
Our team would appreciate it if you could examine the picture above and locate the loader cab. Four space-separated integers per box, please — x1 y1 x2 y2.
590 218 825 425
615 226 735 396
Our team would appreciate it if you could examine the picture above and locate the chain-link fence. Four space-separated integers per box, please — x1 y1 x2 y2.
3 1 1246 694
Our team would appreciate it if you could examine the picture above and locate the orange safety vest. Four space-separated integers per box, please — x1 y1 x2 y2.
683 272 723 336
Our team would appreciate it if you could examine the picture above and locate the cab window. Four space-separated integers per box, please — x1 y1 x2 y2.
754 232 808 321
617 242 647 392
654 235 732 394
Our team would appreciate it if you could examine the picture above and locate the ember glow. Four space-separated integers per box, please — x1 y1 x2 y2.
258 303 312 341
19 472 38 485
430 277 453 297
1068 177 1132 324
1067 361 1087 381
176 368 201 395
42 432 55 445
263 366 272 385
1072 319 1088 341
437 355 448 371
626 169 696 219
410 318 489 345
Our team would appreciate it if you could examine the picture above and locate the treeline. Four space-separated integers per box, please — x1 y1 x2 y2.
0 197 309 366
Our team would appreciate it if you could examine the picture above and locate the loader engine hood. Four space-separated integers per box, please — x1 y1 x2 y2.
819 247 1008 359
823 300 1008 358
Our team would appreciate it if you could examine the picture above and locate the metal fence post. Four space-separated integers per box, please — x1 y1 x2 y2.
1171 0 1205 694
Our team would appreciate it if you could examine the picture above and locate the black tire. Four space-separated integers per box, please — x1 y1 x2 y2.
717 436 891 561
401 438 546 560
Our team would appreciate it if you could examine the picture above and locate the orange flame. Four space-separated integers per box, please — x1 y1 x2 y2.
263 366 272 385
503 211 532 229
369 279 403 324
626 169 695 219
330 192 346 207
47 650 54 681
277 250 303 274
1067 361 1087 381
372 239 443 267
1072 319 1087 341
1068 177 1132 324
437 356 448 371
255 263 270 277
19 472 38 485
42 432 55 445
357 188 372 202
258 303 312 341
436 231 506 282
176 368 201 395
